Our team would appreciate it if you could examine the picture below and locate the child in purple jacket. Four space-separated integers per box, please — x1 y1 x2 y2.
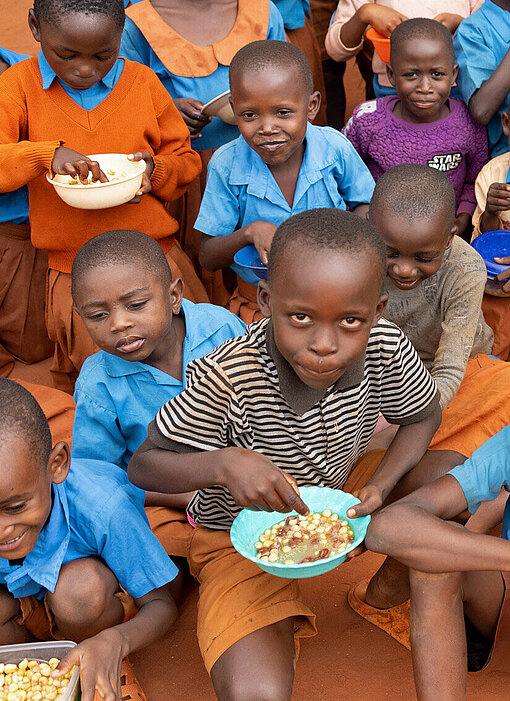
343 17 488 239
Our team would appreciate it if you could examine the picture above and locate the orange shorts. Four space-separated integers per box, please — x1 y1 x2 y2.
175 450 384 673
227 276 264 325
15 587 137 641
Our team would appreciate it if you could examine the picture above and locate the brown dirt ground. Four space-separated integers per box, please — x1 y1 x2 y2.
1 3 509 699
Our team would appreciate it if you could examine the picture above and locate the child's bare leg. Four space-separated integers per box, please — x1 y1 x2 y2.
46 557 125 642
366 450 466 608
210 618 295 701
0 587 33 644
409 568 503 701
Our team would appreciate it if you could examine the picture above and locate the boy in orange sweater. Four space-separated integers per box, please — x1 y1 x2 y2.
0 0 205 392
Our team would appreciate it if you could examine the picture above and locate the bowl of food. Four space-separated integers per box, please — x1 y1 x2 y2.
0 640 80 700
47 153 146 210
471 230 510 297
201 90 236 125
366 27 391 64
230 486 370 579
233 245 268 280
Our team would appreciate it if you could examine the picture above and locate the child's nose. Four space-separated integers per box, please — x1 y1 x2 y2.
110 312 133 332
310 328 337 356
75 63 94 79
417 76 433 92
258 117 277 134
394 260 416 277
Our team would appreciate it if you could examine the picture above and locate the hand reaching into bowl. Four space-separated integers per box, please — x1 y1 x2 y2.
494 256 510 293
127 151 154 203
51 146 109 184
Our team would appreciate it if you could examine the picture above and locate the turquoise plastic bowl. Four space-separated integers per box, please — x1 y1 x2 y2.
230 486 370 579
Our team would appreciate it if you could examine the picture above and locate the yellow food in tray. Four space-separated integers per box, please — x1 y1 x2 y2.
0 658 74 700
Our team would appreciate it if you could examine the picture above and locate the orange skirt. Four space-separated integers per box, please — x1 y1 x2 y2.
481 293 510 361
227 275 264 324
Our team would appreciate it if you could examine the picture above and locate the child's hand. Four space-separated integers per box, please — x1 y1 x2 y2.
494 258 510 293
486 182 510 215
245 221 278 266
0 58 9 76
51 146 109 184
433 12 463 33
222 448 309 515
360 4 407 37
52 628 126 701
173 97 212 139
346 484 383 519
127 151 154 203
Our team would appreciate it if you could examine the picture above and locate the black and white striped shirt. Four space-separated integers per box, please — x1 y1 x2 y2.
149 318 438 530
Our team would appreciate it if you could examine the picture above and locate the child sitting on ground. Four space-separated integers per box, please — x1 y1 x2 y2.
195 40 375 322
343 18 488 239
0 0 206 393
0 379 178 701
128 208 446 698
471 110 510 361
325 0 481 98
366 427 510 700
454 0 510 158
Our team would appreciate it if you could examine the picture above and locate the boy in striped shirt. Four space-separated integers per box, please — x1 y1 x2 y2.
129 208 442 700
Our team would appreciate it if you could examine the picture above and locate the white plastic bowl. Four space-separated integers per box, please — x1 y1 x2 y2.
201 90 236 125
47 153 146 210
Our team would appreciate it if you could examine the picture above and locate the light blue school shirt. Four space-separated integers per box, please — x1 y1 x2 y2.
194 123 376 285
454 1 510 158
72 299 245 470
0 458 177 600
0 47 29 225
119 2 286 151
38 51 125 111
449 425 510 541
272 0 309 30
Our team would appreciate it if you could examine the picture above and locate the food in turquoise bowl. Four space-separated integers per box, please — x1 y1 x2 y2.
233 245 267 280
471 230 510 297
230 486 370 579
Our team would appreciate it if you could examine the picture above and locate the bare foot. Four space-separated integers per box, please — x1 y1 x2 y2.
365 557 410 609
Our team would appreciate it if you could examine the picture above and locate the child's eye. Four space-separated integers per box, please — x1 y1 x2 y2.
386 251 399 259
291 313 311 323
416 256 437 264
340 318 362 329
278 110 292 117
432 72 446 78
5 502 27 513
403 72 416 78
241 111 256 119
87 312 108 321
96 54 115 62
129 300 148 310
55 53 75 61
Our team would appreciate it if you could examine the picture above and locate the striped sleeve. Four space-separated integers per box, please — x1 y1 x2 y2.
152 354 248 451
376 324 439 425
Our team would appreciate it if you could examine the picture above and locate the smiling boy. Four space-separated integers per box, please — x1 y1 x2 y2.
128 208 441 699
196 40 375 322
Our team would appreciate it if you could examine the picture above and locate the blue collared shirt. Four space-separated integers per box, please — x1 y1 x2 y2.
0 47 30 225
272 0 310 30
454 1 510 157
119 3 286 150
194 124 376 285
0 458 178 600
449 425 510 541
72 299 245 470
38 51 125 111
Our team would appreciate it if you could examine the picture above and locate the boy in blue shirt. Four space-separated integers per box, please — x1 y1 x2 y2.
196 40 375 322
454 1 510 157
366 429 510 700
0 379 177 701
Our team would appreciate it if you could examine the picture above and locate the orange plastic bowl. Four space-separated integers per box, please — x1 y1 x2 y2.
366 27 391 64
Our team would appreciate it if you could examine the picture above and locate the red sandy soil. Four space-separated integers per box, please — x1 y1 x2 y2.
2 4 510 699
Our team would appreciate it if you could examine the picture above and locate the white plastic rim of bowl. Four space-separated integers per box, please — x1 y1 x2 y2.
201 90 236 125
46 153 146 210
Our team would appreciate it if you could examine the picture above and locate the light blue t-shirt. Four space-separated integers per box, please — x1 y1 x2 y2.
119 3 286 150
454 1 510 158
38 51 125 111
0 47 29 225
72 299 245 470
272 0 309 30
0 458 178 600
194 123 376 285
449 425 510 540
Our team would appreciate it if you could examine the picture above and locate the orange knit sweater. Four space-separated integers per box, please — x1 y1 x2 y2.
0 58 201 272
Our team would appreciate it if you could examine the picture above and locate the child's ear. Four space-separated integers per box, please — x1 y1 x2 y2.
307 92 321 123
451 63 459 86
257 280 272 318
28 9 42 43
446 229 455 248
372 292 389 327
386 64 396 88
502 111 510 137
169 277 184 315
47 442 71 485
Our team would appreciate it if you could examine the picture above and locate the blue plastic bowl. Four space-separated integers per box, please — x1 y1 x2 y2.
230 486 370 579
471 230 510 279
233 245 268 280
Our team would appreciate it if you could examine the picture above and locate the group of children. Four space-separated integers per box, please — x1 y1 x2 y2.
2 0 510 699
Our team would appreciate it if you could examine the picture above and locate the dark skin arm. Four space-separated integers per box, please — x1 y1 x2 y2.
468 48 510 126
340 4 407 47
173 97 211 140
199 222 277 269
480 182 510 233
53 584 176 701
347 402 442 519
128 439 309 515
365 474 510 573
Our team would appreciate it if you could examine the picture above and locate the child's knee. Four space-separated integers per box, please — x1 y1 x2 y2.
409 569 463 600
48 558 120 624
